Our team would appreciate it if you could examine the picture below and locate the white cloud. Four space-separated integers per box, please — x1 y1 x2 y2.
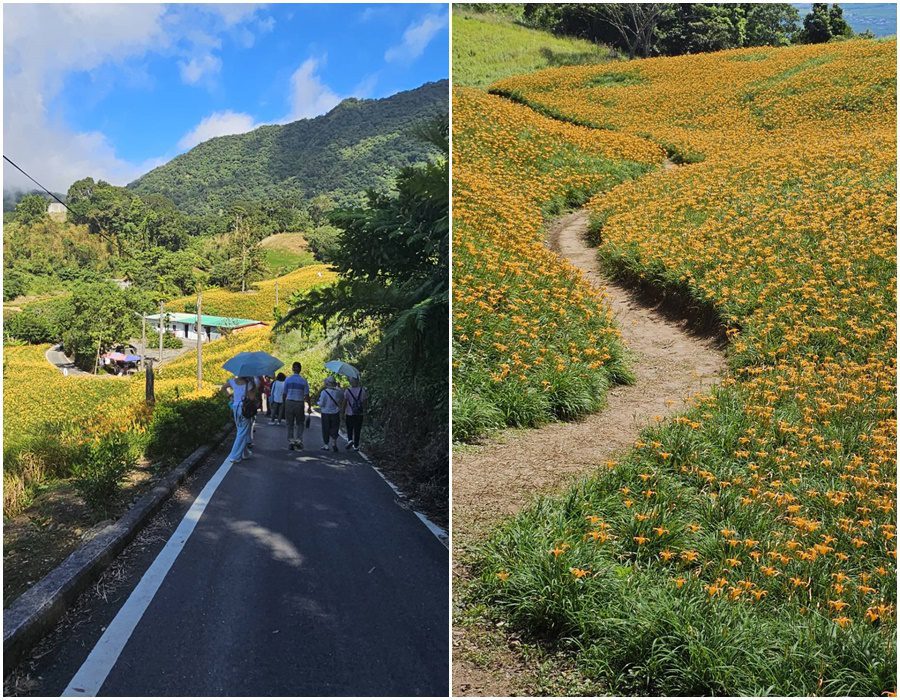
178 54 222 85
177 110 260 150
257 16 276 33
285 57 341 121
2 4 266 192
384 13 447 64
352 73 380 99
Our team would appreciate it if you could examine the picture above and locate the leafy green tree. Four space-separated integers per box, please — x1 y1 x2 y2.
828 4 853 38
3 268 27 302
744 4 800 46
14 194 49 226
206 209 267 292
307 194 337 227
524 3 800 55
280 117 448 373
802 3 834 43
3 302 64 343
66 177 145 253
657 4 744 54
304 224 342 263
60 282 141 371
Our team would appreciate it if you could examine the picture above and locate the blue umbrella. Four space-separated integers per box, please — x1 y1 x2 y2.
324 360 359 379
223 351 283 378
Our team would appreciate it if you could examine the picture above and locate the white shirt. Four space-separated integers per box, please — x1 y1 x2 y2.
228 378 247 404
318 388 342 414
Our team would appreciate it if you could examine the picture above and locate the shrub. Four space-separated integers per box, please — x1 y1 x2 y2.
71 434 136 516
162 330 182 349
145 395 230 466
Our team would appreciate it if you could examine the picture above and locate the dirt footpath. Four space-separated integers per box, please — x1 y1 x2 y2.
452 210 727 696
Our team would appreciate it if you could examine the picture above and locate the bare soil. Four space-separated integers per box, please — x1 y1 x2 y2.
3 463 158 603
258 232 308 253
452 210 727 696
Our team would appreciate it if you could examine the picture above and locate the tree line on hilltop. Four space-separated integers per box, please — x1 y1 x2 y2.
467 3 863 59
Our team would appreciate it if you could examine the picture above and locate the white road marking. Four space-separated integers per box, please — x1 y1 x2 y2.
62 456 236 697
337 423 449 547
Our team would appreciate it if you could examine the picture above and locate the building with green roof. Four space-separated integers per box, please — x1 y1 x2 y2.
144 313 266 342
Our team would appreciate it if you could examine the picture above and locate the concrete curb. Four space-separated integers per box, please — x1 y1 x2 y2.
3 423 234 675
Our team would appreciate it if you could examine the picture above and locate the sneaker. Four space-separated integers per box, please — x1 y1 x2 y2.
353 445 360 451
268 420 276 425
321 445 330 451
244 448 253 457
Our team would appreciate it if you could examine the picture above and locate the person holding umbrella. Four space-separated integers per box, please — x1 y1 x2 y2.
324 360 361 450
317 376 345 452
221 376 256 463
221 351 284 463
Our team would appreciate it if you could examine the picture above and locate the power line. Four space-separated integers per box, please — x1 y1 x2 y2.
3 153 126 254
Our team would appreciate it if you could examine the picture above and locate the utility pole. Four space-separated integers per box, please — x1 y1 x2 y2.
145 358 155 405
141 314 146 370
158 300 164 368
196 288 203 391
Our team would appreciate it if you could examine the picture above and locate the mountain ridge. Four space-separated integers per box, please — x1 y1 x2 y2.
127 79 448 216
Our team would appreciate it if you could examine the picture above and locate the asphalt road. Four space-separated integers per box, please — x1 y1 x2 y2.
45 345 91 376
51 414 448 696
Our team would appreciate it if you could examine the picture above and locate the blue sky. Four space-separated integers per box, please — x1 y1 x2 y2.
3 4 449 192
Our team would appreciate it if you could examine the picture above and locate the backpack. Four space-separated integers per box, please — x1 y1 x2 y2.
347 387 365 415
240 379 257 419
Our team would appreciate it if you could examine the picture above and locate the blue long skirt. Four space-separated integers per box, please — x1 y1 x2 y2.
227 402 252 462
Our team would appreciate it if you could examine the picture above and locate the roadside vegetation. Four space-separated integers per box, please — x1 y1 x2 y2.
464 38 895 695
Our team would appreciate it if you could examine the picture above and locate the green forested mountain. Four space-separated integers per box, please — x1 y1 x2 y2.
127 80 449 217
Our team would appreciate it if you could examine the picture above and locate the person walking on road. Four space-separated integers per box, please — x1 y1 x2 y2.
344 376 368 451
283 362 311 450
260 375 272 416
222 376 256 463
318 376 345 452
268 372 286 425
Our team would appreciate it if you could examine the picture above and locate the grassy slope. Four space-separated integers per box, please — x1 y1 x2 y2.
259 233 316 278
452 11 618 88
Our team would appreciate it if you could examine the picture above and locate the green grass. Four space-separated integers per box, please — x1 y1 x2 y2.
452 10 619 89
262 248 316 278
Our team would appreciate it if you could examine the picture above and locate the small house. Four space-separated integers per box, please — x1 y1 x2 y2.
143 313 266 342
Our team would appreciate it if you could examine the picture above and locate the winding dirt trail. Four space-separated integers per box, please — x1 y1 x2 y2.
452 209 727 696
